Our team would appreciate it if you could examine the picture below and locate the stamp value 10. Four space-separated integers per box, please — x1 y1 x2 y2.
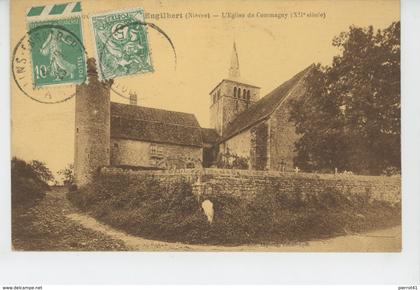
26 2 87 87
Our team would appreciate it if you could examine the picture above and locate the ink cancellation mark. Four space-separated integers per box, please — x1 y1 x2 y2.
90 8 154 81
107 20 177 100
12 24 87 104
26 2 87 87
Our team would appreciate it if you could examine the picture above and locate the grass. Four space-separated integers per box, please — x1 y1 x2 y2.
68 172 401 246
12 187 128 251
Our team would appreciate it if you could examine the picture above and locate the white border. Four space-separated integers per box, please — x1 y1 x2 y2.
0 0 12 262
1 0 419 285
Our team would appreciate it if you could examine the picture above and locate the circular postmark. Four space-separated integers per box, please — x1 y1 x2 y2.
12 24 88 104
97 20 177 100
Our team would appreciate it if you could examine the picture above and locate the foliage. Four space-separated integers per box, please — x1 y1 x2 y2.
289 22 400 174
11 157 51 205
68 173 400 245
57 163 75 186
215 150 249 169
29 160 54 184
382 166 400 177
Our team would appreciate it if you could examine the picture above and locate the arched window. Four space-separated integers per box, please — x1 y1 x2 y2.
247 90 250 99
234 87 237 98
217 89 221 99
238 88 241 98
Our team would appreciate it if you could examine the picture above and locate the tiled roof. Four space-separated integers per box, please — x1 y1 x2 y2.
110 102 203 147
221 65 314 141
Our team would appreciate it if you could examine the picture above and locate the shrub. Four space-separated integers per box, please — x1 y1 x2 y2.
382 166 401 176
216 151 249 169
11 157 51 205
68 172 401 245
57 164 74 186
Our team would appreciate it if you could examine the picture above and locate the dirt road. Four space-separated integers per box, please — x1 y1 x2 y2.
13 187 402 251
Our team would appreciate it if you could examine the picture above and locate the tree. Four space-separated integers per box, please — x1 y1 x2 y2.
57 163 74 186
29 160 54 184
11 157 51 204
290 22 400 174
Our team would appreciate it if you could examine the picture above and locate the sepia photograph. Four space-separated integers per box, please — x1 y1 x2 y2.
10 0 401 252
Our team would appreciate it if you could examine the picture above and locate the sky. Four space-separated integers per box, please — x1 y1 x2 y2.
11 0 400 176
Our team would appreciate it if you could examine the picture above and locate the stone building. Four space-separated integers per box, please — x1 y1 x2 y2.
74 59 113 186
74 59 206 185
74 45 313 186
110 102 203 170
209 43 314 171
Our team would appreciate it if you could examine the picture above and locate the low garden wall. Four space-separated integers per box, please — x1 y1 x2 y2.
69 167 401 245
100 167 400 206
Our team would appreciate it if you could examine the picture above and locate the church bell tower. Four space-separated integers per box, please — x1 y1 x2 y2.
209 42 260 136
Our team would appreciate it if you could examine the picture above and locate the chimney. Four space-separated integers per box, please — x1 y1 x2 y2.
129 91 138 105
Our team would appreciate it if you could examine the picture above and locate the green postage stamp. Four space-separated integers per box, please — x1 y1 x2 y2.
26 2 87 87
90 8 153 80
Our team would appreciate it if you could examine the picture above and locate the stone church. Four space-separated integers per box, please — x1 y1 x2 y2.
74 44 313 186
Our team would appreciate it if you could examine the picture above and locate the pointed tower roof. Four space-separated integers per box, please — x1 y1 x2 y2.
229 42 240 79
209 42 260 95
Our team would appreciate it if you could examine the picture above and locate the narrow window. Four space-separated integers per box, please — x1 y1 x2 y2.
234 87 237 98
150 143 157 156
150 144 164 158
238 88 241 98
247 90 251 99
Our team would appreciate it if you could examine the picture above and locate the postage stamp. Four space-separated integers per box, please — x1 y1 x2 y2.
26 2 87 87
12 24 87 104
90 8 154 80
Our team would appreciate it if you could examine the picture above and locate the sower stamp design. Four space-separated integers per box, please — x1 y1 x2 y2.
90 8 153 80
26 2 86 87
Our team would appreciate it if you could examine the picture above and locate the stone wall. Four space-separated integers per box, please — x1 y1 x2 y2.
268 72 308 171
209 79 260 136
99 167 401 206
219 120 269 170
110 138 203 169
220 129 251 158
250 121 269 170
74 59 112 186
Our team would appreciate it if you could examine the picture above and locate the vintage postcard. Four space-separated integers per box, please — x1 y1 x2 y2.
11 0 401 251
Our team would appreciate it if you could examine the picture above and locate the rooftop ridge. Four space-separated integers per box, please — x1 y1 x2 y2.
220 64 314 141
110 101 198 118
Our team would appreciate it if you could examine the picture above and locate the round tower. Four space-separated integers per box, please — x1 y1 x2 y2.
74 58 113 186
